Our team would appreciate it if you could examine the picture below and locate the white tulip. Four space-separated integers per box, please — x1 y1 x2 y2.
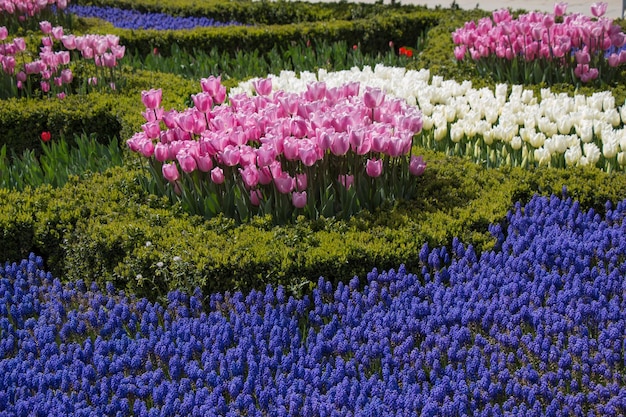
511 135 522 150
434 125 448 141
521 89 534 104
421 115 434 131
557 116 572 134
583 142 601 165
445 106 457 123
620 104 626 124
575 120 594 143
450 123 464 143
529 132 546 148
603 139 618 159
483 129 494 145
618 151 626 166
534 147 551 166
564 145 582 166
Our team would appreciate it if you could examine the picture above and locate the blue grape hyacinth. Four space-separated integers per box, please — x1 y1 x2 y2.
66 5 241 30
1 193 626 415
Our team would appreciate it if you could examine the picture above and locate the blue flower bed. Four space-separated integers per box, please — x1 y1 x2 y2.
1 193 626 416
66 5 241 30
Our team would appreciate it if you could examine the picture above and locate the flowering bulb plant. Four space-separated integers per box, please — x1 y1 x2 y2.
452 2 626 85
128 76 426 223
0 21 125 99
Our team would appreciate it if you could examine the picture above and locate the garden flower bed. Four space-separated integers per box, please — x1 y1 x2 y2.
2 193 626 415
1 0 626 414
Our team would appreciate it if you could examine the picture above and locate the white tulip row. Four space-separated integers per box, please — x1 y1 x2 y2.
231 64 626 171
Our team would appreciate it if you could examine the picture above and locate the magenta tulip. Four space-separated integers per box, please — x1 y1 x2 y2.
292 191 307 209
365 158 383 178
200 75 222 96
162 162 180 182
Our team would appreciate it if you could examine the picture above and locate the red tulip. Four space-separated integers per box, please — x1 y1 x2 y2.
40 131 51 142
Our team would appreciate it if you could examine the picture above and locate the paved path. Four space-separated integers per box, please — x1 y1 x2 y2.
308 0 623 19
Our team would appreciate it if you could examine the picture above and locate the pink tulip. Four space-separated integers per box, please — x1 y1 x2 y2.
292 191 307 209
177 151 197 173
409 155 427 176
220 145 241 166
591 2 607 17
365 158 383 178
61 35 76 49
252 78 272 96
154 143 169 162
250 189 263 206
39 21 52 34
102 53 116 68
192 92 213 113
211 167 225 184
256 144 277 167
274 172 295 194
239 145 257 166
258 166 273 185
162 162 180 182
296 173 308 190
176 111 196 133
363 87 385 108
141 121 161 139
239 165 259 188
290 117 308 138
554 2 567 16
330 132 350 156
195 154 213 172
454 45 467 60
141 88 162 110
305 82 326 101
338 174 354 190
282 137 300 161
56 92 66 100
200 75 222 96
40 81 50 93
13 38 25 52
0 27 7 41
52 26 63 40
299 140 319 166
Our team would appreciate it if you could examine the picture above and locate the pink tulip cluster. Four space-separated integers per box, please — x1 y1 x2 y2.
452 2 626 84
0 21 124 99
128 76 426 220
0 0 69 19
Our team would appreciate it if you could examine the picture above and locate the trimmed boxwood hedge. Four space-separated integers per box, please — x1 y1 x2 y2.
2 147 626 303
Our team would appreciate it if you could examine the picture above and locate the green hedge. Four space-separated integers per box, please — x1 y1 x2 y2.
79 10 441 57
0 69 197 154
72 0 426 25
3 148 626 303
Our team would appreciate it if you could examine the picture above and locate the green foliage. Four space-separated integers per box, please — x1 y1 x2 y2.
0 132 124 191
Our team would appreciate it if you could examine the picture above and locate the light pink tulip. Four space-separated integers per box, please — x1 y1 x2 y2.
61 35 76 50
52 26 63 40
283 137 300 161
162 162 180 182
200 75 222 96
256 144 277 167
299 140 318 166
296 173 307 191
142 121 161 139
554 2 567 16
